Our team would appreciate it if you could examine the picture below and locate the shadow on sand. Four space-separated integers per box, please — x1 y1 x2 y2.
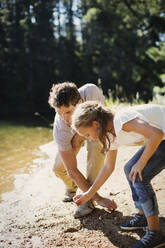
77 208 165 248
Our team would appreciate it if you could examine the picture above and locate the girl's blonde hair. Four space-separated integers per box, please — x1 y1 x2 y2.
72 101 114 153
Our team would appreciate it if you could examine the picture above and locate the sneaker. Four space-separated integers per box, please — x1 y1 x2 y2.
62 189 76 202
131 228 165 248
73 201 95 218
120 213 148 230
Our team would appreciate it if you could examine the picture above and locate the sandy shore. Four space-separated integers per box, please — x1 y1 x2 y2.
0 141 165 248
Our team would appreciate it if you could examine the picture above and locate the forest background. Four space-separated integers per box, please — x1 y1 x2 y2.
0 0 165 121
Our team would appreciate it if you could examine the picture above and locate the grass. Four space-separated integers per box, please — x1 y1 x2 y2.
105 85 165 107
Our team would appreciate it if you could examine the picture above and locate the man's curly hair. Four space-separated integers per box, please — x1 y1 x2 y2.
48 82 81 108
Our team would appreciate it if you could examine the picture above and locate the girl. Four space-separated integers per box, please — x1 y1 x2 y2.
71 101 165 248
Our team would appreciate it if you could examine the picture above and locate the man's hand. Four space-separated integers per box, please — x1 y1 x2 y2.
74 193 117 212
96 197 117 211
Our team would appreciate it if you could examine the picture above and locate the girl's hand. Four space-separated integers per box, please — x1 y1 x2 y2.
73 192 91 206
129 162 145 184
96 197 117 212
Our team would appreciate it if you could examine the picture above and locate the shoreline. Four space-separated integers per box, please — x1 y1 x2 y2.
0 142 165 248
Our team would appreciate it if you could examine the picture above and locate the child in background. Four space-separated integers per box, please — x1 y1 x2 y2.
72 101 165 248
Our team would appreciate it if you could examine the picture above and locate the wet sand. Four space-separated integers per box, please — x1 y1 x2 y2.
0 142 165 248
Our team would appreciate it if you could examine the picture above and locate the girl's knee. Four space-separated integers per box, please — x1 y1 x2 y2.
124 147 145 177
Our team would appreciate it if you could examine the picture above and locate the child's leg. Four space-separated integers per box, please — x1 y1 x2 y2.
124 146 145 214
124 140 165 231
147 215 160 230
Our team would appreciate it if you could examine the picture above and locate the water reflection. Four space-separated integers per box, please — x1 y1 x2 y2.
0 121 52 201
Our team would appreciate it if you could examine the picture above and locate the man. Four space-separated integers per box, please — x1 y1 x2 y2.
48 82 115 218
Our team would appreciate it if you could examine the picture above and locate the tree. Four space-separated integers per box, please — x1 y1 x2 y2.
79 0 165 101
0 0 165 117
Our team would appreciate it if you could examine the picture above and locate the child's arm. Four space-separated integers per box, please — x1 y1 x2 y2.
74 149 117 206
123 118 164 183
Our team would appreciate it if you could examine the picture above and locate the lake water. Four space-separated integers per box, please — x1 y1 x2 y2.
0 120 53 200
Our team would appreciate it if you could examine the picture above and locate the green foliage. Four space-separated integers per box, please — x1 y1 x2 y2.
147 42 165 63
80 0 165 102
0 0 165 118
151 85 165 105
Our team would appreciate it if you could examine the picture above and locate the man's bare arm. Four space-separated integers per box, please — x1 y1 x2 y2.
59 149 101 202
